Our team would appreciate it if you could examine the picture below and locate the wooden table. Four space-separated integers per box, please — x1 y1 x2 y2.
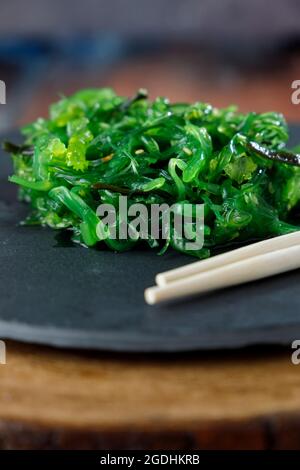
2 48 300 449
0 342 299 449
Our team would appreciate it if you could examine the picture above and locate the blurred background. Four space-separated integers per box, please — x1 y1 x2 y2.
1 0 300 132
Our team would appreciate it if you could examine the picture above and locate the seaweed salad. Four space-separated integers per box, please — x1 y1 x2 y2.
5 88 300 258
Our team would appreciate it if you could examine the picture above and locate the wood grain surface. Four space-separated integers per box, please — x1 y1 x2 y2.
0 341 299 449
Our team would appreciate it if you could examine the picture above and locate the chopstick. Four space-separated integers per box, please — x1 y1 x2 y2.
155 231 300 286
145 244 300 305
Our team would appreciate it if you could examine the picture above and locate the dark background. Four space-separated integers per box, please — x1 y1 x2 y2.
1 0 300 132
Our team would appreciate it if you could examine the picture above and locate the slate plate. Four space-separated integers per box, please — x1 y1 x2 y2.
0 129 299 352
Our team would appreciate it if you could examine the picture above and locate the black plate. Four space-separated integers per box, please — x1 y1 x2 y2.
0 128 299 352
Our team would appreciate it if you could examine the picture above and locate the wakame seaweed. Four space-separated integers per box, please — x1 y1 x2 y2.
4 88 300 258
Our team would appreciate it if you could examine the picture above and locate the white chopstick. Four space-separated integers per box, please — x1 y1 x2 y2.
155 231 300 286
145 244 300 305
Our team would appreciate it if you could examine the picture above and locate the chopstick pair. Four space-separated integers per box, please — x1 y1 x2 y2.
144 231 300 305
